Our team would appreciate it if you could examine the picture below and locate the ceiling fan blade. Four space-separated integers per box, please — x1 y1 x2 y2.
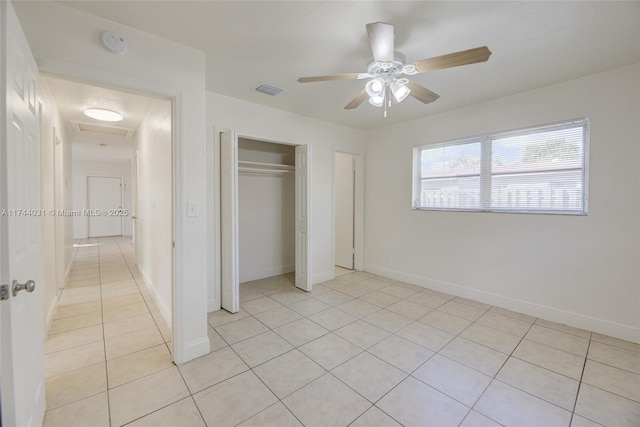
405 81 440 104
298 73 368 83
413 46 492 73
366 22 395 62
344 89 369 110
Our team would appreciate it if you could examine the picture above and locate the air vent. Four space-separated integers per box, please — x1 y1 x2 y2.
254 82 285 96
70 121 134 138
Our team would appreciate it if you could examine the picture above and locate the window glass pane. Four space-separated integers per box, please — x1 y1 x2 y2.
491 125 584 212
420 176 481 209
418 141 481 209
491 170 583 210
421 141 481 177
492 126 583 174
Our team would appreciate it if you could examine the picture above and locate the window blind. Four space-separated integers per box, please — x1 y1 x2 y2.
413 119 589 214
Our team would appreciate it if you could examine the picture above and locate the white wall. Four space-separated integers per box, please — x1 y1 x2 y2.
39 76 73 333
365 64 640 342
238 140 295 282
207 92 366 311
72 160 133 239
135 99 173 325
15 1 208 363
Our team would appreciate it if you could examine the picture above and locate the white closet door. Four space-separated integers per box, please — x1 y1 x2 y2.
220 131 239 312
335 152 355 269
87 176 122 237
295 144 311 291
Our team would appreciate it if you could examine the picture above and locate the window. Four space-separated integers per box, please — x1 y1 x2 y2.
412 119 589 214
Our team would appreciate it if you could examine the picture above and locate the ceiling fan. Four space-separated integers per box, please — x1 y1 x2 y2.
298 22 491 117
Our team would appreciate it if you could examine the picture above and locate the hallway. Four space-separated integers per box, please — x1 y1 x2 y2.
43 237 173 426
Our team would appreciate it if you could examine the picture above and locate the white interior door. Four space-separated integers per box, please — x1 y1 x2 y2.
0 1 46 425
220 131 239 312
87 176 123 237
295 144 311 291
335 152 355 269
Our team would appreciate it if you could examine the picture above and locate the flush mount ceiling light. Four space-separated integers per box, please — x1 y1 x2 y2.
84 108 123 122
298 22 492 118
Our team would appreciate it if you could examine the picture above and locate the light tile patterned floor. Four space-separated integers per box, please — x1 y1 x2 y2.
44 240 640 426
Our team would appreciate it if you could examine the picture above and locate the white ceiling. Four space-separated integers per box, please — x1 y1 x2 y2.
44 76 156 162
57 1 640 130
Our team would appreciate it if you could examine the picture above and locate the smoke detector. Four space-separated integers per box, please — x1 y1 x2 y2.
102 31 128 54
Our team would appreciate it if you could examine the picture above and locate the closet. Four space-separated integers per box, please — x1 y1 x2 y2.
237 138 295 283
219 130 311 313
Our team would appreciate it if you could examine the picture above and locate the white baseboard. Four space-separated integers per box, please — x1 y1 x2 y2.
365 263 640 344
239 264 295 283
44 291 60 337
313 269 335 285
64 258 74 284
46 258 74 335
137 265 172 328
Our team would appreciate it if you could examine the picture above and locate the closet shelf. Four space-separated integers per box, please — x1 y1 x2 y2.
238 160 294 175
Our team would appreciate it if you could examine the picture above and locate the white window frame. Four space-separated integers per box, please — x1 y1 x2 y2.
412 118 590 215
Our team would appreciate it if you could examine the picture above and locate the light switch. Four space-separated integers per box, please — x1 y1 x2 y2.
187 201 200 218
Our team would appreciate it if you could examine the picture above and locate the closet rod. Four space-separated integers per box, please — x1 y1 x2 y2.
238 168 294 175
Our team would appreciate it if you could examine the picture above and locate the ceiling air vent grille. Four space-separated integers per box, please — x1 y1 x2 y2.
71 121 134 138
254 82 285 96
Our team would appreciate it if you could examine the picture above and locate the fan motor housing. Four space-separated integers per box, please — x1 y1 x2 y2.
367 52 407 82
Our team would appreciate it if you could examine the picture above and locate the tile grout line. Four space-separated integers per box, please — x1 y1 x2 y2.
237 277 491 425
120 270 637 427
240 274 612 422
349 294 490 425
568 334 593 427
239 278 476 425
96 237 114 427
462 317 538 425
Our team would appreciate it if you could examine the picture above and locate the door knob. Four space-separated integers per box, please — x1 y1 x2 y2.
12 280 36 297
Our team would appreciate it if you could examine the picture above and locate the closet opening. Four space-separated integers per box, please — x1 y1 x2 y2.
238 138 297 301
219 131 311 312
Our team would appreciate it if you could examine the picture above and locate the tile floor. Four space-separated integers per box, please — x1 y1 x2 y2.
43 237 173 427
335 266 353 277
44 240 640 426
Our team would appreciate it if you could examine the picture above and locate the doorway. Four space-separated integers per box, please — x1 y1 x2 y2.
334 152 356 272
34 74 176 420
87 176 123 237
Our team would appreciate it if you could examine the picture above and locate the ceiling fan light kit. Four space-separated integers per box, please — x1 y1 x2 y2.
298 21 492 117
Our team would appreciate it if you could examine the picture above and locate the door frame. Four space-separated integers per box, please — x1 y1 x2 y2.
212 130 312 311
86 175 123 238
52 129 65 290
131 154 138 250
332 148 365 274
36 67 183 361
